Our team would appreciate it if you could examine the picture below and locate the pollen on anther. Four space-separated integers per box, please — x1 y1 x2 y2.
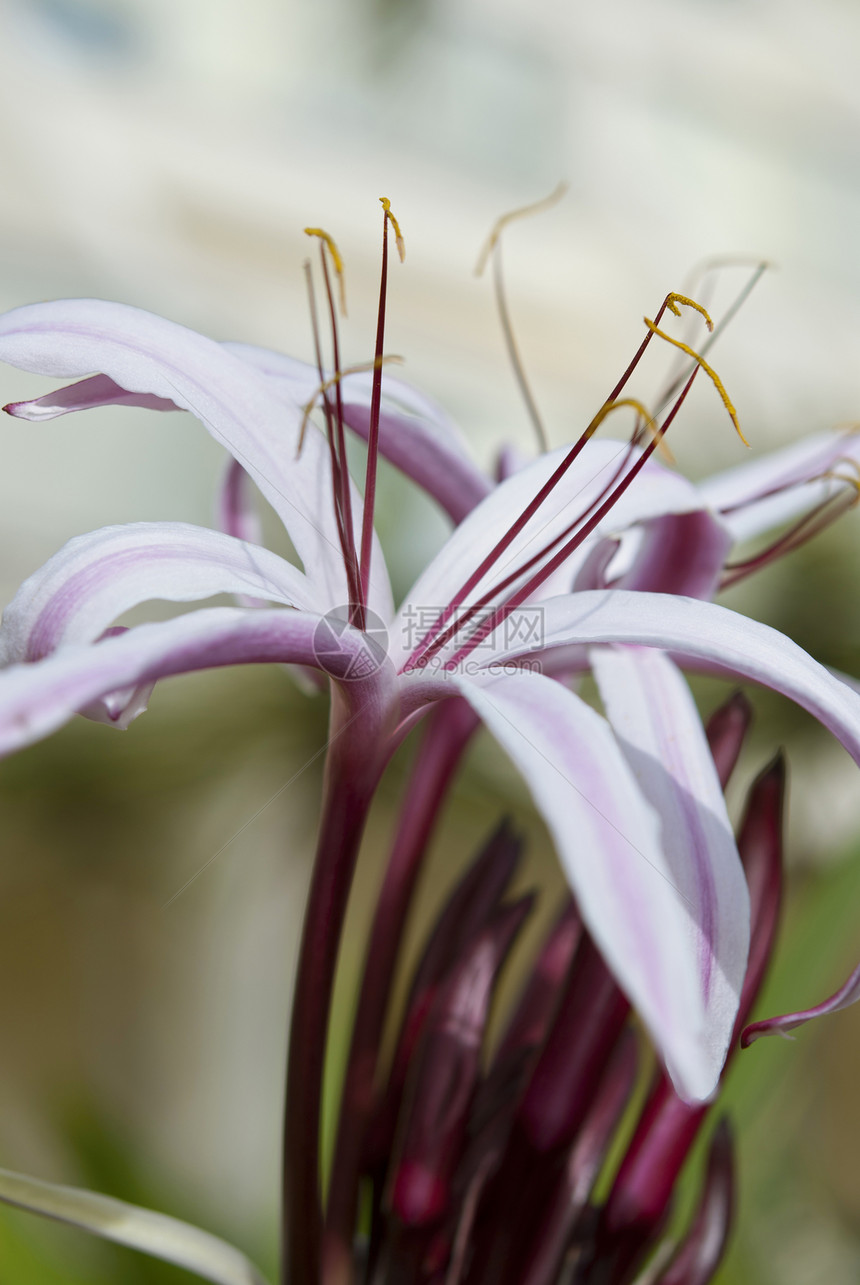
380 198 406 263
304 227 348 316
643 315 749 447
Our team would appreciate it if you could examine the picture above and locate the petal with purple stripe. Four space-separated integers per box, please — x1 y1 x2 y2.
0 607 342 757
0 300 393 622
591 645 749 1083
454 668 720 1103
223 341 492 523
0 522 317 664
479 590 860 769
699 430 860 544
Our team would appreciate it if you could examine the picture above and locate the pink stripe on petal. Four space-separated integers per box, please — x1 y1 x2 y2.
455 669 718 1103
5 373 177 418
483 590 860 770
224 342 491 523
0 607 355 756
0 300 393 622
591 646 749 1084
0 523 316 664
217 460 263 546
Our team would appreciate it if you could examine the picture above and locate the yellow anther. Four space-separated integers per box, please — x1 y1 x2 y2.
304 227 347 316
643 317 749 447
474 181 568 277
296 354 405 455
380 198 406 263
665 293 715 332
584 397 660 444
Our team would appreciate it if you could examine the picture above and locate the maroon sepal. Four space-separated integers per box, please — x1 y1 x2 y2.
389 897 534 1229
705 690 752 790
655 1119 736 1285
366 819 523 1172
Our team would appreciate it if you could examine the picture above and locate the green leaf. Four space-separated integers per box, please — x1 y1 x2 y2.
0 1167 270 1285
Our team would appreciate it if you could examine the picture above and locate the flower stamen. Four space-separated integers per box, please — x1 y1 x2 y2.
442 368 700 671
406 401 658 668
643 315 748 446
475 184 567 454
295 354 404 456
303 242 363 623
303 227 348 316
380 197 406 263
360 198 404 606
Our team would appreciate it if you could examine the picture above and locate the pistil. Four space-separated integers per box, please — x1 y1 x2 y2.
305 229 365 625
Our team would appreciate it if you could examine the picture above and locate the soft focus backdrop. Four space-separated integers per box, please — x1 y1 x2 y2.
0 1 859 1281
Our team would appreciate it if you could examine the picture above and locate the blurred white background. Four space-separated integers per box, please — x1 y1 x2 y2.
1 3 860 1282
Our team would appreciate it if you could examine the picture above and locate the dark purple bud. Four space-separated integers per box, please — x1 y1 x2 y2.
498 898 582 1065
367 819 523 1169
599 1074 705 1271
451 902 583 1235
705 690 752 790
736 753 785 1027
517 933 629 1154
466 944 632 1285
389 898 532 1228
655 1119 736 1285
514 1031 639 1285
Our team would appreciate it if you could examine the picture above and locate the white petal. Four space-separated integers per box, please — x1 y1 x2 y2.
455 669 719 1102
0 522 317 664
479 589 860 769
591 646 749 1085
0 300 393 622
699 430 860 544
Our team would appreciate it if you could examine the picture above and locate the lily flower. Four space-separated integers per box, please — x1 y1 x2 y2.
0 225 859 1283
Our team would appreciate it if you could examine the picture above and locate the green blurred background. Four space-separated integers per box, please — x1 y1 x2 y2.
0 0 859 1281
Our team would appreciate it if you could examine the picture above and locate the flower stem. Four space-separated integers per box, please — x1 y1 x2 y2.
323 699 477 1281
281 684 389 1285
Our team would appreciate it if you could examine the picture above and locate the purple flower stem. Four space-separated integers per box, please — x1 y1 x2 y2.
323 698 477 1284
282 683 392 1285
